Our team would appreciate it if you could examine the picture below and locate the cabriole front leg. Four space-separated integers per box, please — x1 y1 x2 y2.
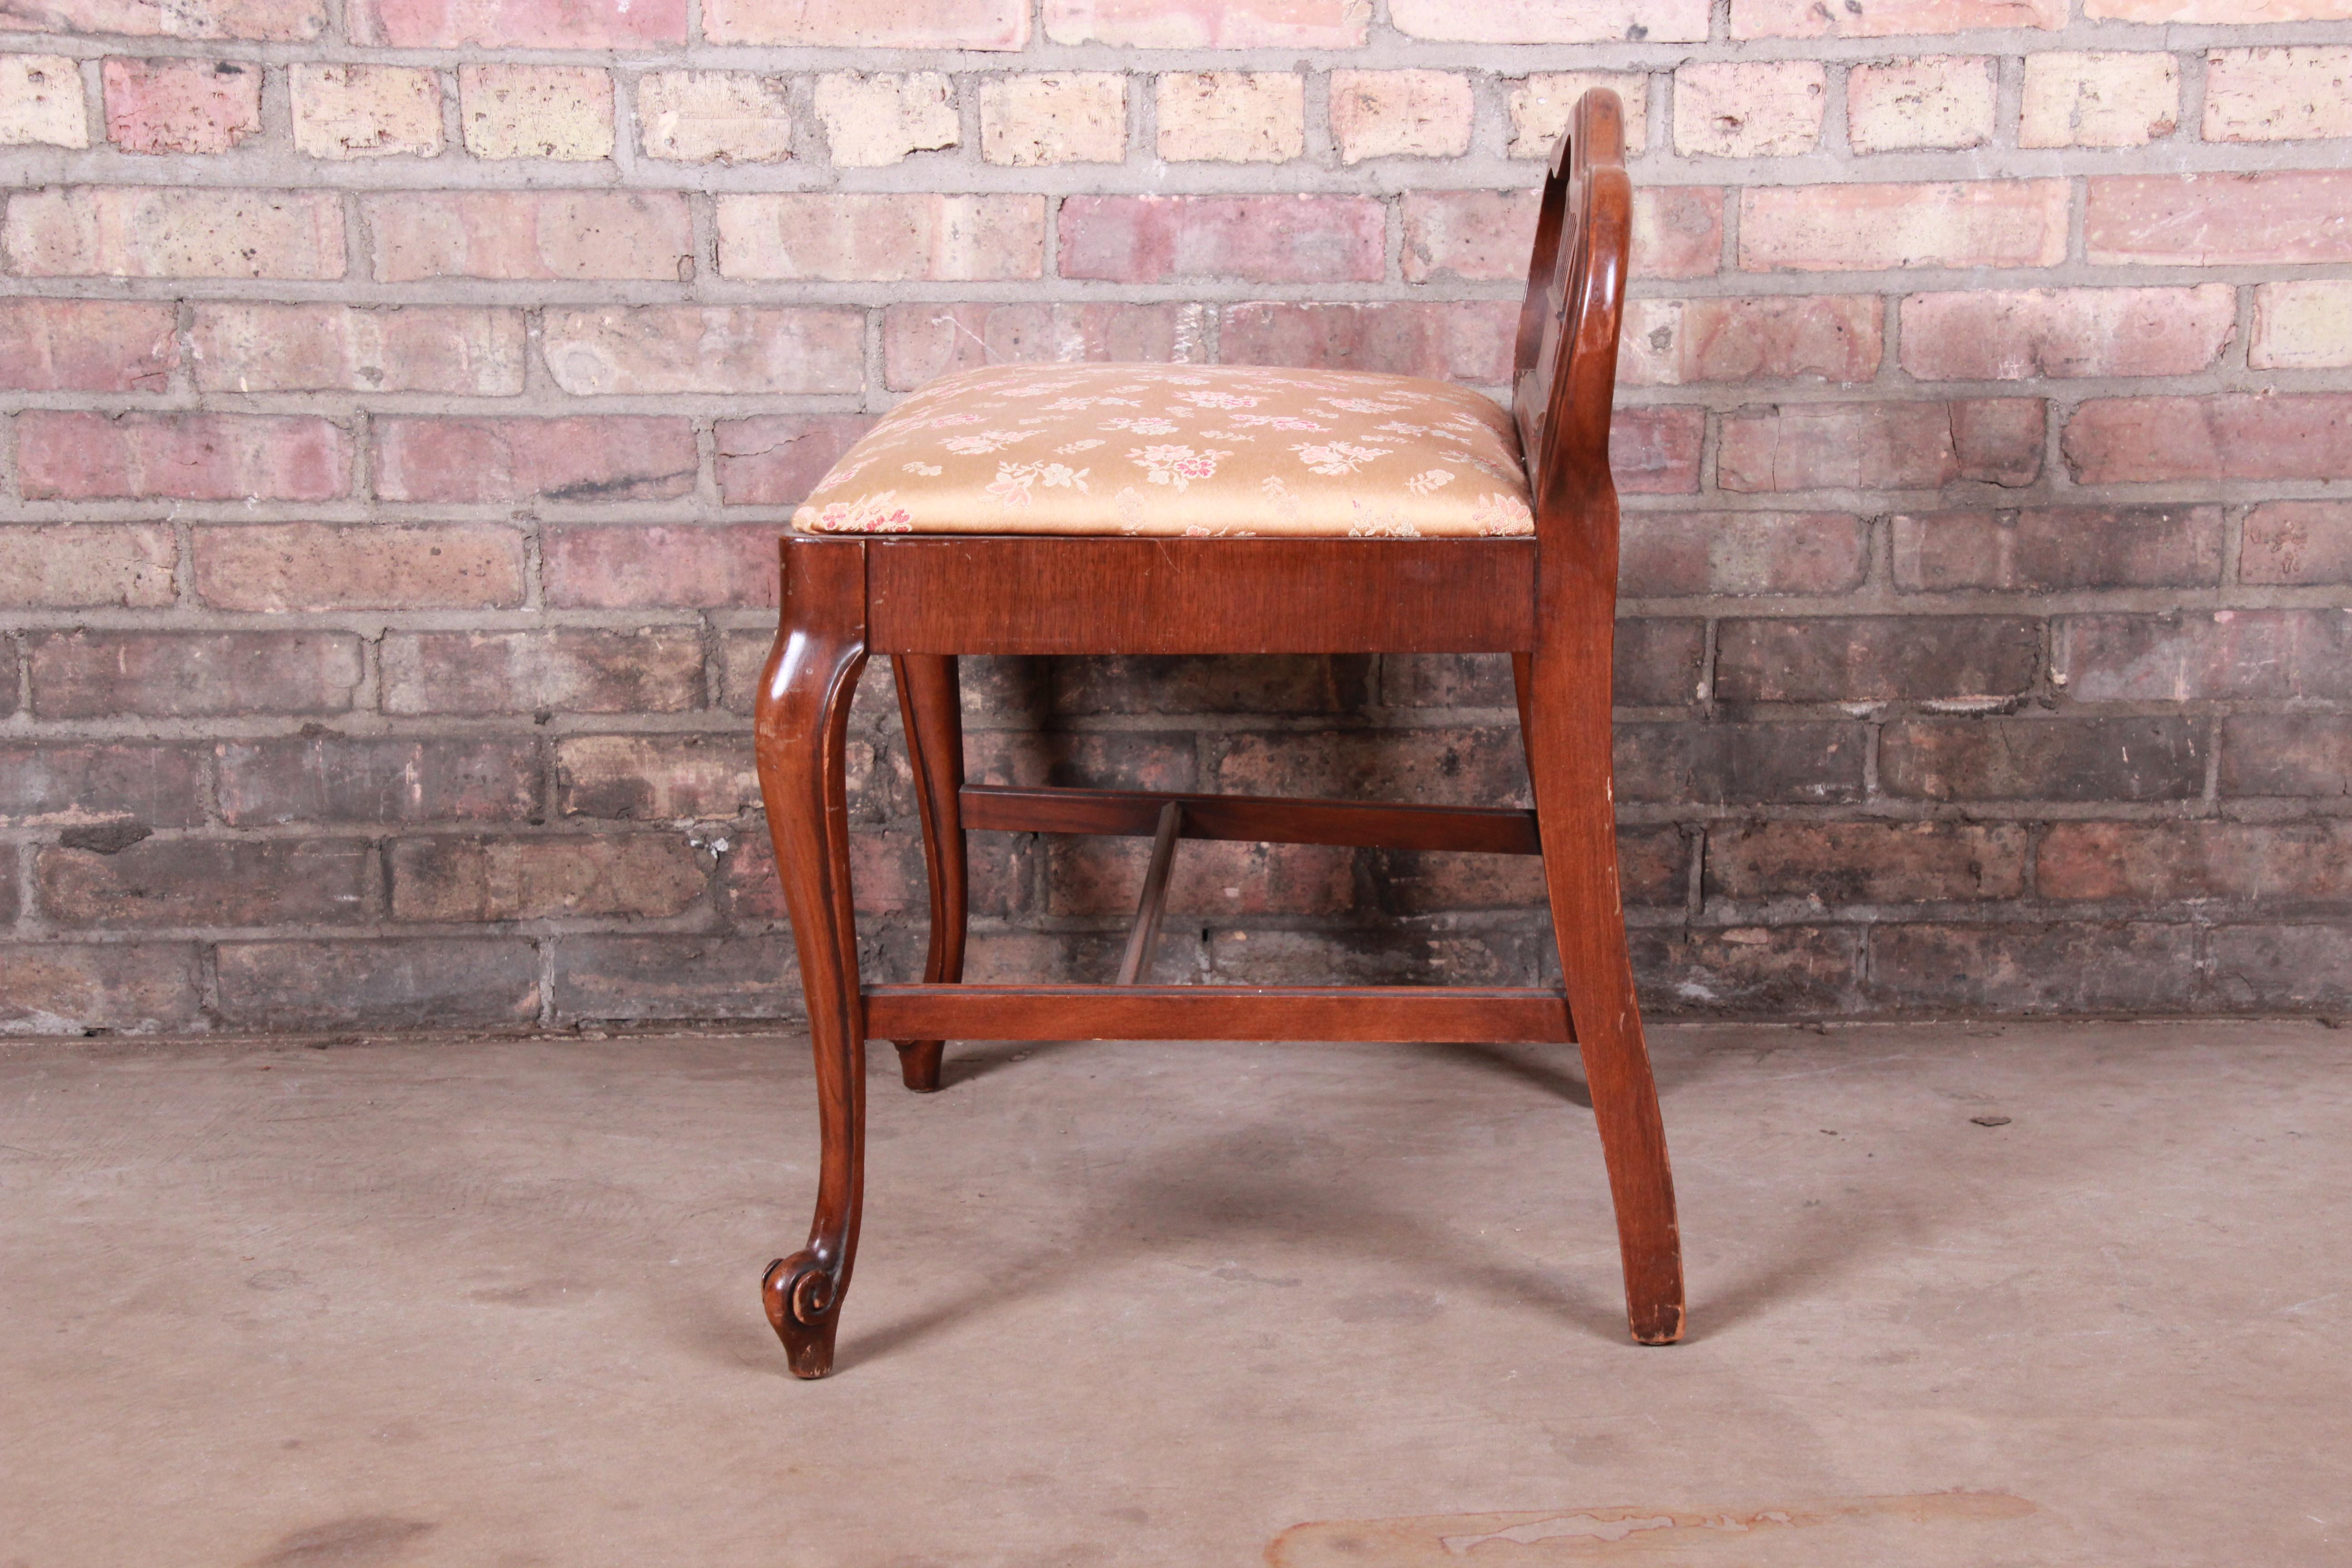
753 539 871 1378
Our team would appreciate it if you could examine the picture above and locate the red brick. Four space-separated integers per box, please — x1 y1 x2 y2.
0 741 206 826
1613 621 1709 707
554 735 763 820
194 524 523 612
372 416 695 504
965 730 1196 794
216 939 539 1029
1058 195 1384 284
2210 925 2352 1013
1620 510 1868 598
39 838 368 929
1046 655 1370 717
723 824 1028 921
352 0 684 45
1048 837 1356 919
190 304 524 395
1045 0 1366 45
1881 717 2204 802
0 943 203 1035
2222 715 2352 798
2086 0 2352 17
2242 501 2352 587
882 302 1204 391
2063 395 2352 484
2042 822 2352 903
1209 926 1546 989
0 524 176 608
390 833 706 922
363 192 694 282
1392 0 1708 42
1611 406 1705 494
217 737 538 826
1215 729 1533 808
714 416 876 506
543 524 778 609
1368 847 1548 915
1400 187 1720 284
716 194 1044 282
0 299 176 392
2086 173 2352 267
1708 820 2028 903
1719 399 2042 492
1893 505 2222 592
1631 926 1860 1016
1867 922 2195 1014
30 632 362 719
1717 616 2041 702
4 187 344 279
103 56 260 153
1614 720 1866 804
1620 296 1882 386
17 411 349 501
1217 301 1515 382
5 0 323 39
542 307 863 396
2058 610 2352 702
708 0 1027 46
1900 286 2234 381
1735 0 2062 34
549 933 798 1023
382 630 704 716
1740 181 2069 272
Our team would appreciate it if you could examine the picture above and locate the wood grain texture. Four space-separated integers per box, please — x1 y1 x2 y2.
891 652 967 1093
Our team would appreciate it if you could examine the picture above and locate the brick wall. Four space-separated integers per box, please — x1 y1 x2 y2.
2 0 2349 1034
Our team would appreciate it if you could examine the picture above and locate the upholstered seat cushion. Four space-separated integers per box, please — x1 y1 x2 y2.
790 363 1534 539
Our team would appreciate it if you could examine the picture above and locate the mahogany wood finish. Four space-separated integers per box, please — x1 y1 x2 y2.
752 91 1684 1375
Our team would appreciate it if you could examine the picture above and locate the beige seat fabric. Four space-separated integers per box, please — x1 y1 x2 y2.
790 363 1534 539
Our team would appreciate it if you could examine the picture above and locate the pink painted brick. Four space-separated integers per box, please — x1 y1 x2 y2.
2242 502 2352 587
1892 505 2224 591
352 0 683 46
1058 195 1383 284
1612 407 1705 495
1719 399 2043 492
707 0 1027 47
102 57 259 154
1847 56 1997 153
373 417 696 504
2 0 324 38
1407 188 1720 283
2087 173 2352 266
363 191 693 282
541 307 863 396
192 523 525 611
715 194 1044 282
1044 0 1366 45
1741 181 2069 272
0 299 176 391
1673 61 1825 158
18 412 351 501
0 524 176 608
2204 47 2352 140
1328 69 1472 163
1621 511 1868 597
1734 0 2063 35
2064 396 2352 484
883 302 1207 391
2252 281 2352 370
543 524 781 609
1899 285 2236 380
1619 295 1882 386
1218 301 1516 383
191 304 522 395
1391 0 1707 41
4 187 344 279
714 416 876 506
2057 610 2352 702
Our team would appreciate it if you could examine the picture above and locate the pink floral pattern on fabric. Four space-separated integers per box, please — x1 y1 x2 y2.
790 363 1534 539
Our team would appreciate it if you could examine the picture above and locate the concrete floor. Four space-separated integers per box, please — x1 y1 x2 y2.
1 1020 2346 1567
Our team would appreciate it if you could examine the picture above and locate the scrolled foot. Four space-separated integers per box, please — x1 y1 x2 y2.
894 1039 944 1093
762 1252 844 1378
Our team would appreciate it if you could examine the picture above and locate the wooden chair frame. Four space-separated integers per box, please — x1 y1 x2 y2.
753 91 1682 1378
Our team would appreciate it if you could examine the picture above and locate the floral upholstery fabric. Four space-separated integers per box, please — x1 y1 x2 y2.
790 363 1534 539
